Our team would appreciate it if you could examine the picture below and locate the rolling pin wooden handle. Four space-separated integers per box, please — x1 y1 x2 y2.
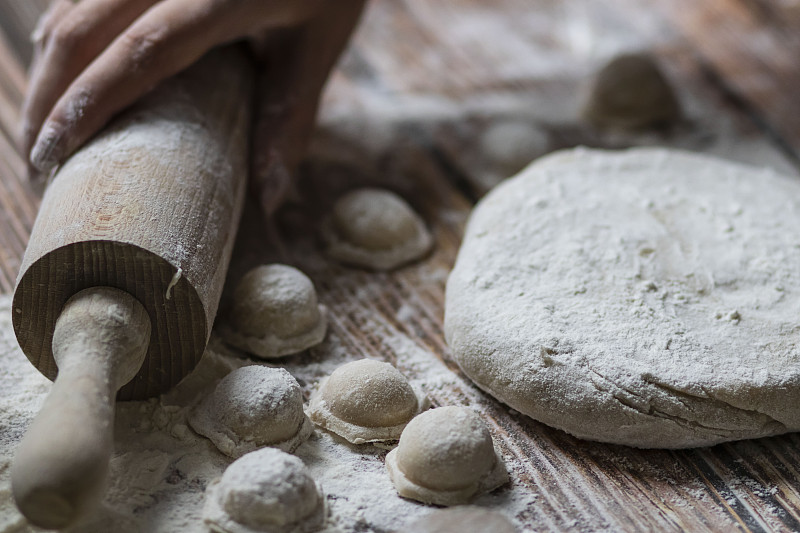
11 287 151 529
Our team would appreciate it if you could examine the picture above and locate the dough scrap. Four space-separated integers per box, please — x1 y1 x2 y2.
399 507 517 533
203 447 325 533
189 365 313 458
220 264 327 359
385 406 508 506
583 53 680 129
308 359 429 444
322 188 433 270
445 147 800 448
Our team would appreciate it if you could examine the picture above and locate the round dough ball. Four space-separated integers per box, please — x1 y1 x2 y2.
583 53 680 129
233 264 320 339
385 407 508 505
399 507 517 533
308 359 429 444
222 264 327 359
203 448 325 533
189 365 313 458
396 407 494 491
332 189 419 251
323 188 433 270
326 359 418 427
481 120 549 176
445 147 800 448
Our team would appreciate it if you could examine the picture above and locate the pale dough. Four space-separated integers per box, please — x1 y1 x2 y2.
385 406 508 506
189 365 313 458
399 507 517 533
582 53 680 129
220 264 327 359
203 447 325 533
480 120 549 177
445 147 800 448
322 188 433 270
307 359 429 444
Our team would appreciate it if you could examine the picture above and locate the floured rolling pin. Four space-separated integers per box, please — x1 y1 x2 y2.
10 45 253 529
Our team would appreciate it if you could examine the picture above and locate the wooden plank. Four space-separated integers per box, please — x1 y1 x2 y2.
0 24 37 290
224 91 800 530
2 0 800 531
650 0 800 159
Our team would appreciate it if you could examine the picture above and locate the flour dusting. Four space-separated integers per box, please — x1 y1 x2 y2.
445 147 800 449
0 296 534 532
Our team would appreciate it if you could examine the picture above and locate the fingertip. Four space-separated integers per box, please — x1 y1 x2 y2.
29 122 65 173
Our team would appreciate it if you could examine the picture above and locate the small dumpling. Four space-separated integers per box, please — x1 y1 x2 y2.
385 406 508 506
203 447 325 533
189 365 313 458
583 53 681 129
322 188 433 270
399 507 517 533
480 120 549 177
220 264 327 359
307 359 429 444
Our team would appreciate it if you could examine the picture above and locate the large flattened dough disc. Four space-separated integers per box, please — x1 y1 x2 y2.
445 147 800 448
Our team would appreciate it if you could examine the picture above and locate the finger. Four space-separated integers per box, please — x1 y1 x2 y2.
18 0 74 153
251 1 367 214
29 0 228 172
20 0 161 163
30 0 75 54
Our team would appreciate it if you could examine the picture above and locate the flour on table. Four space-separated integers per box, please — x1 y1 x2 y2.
445 147 800 448
399 506 517 533
0 297 531 532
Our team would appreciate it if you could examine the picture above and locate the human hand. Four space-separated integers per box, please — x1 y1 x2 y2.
21 0 366 213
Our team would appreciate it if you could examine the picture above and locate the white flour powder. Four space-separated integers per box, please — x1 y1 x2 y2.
0 296 534 532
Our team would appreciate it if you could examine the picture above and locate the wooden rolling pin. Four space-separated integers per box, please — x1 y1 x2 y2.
10 45 253 529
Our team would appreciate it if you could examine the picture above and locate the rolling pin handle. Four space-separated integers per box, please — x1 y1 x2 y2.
11 287 151 529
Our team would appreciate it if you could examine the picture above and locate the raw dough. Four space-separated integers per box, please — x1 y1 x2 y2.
308 359 429 444
203 447 325 533
480 120 549 177
582 53 680 129
445 147 800 448
322 188 433 270
220 264 327 359
399 507 517 533
189 365 313 457
385 406 508 505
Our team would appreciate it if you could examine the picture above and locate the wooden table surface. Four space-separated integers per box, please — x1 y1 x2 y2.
4 1 800 531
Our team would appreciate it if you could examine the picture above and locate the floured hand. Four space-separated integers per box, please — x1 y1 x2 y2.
20 0 366 214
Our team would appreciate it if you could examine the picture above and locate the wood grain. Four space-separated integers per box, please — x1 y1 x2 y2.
3 0 800 531
13 46 253 400
650 0 800 161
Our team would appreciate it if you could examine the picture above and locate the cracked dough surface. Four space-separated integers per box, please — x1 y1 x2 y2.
445 147 800 448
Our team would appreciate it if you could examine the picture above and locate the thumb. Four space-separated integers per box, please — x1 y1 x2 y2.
249 0 366 216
